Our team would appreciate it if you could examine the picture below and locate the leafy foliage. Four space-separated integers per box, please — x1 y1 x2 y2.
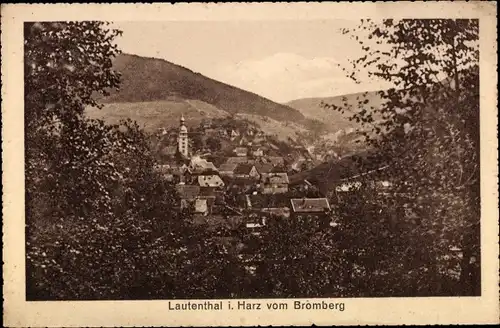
26 19 480 300
25 22 243 300
324 19 480 295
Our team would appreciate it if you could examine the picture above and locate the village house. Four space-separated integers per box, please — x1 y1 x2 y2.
226 156 255 165
188 156 218 175
254 163 273 174
247 193 289 209
251 147 264 158
290 198 331 219
266 156 285 167
176 184 201 210
289 179 322 198
218 163 237 177
195 195 218 216
233 163 260 180
233 147 248 157
227 178 258 194
260 172 289 194
229 129 240 140
175 184 218 215
198 175 225 188
238 135 248 145
194 198 209 216
197 175 225 202
246 194 290 218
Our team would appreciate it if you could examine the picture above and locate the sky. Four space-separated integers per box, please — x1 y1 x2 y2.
112 20 393 103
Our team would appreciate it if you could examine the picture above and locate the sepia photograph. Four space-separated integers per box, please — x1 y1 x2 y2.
3 2 499 326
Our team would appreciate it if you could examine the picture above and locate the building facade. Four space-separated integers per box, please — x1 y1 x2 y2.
178 115 189 158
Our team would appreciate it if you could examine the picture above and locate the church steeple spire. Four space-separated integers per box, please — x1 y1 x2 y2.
178 114 189 158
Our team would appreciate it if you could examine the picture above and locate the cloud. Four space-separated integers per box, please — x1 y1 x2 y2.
209 53 359 102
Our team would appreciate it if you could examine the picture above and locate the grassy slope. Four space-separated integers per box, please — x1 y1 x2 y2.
286 90 385 132
86 99 230 132
100 53 308 124
88 53 330 140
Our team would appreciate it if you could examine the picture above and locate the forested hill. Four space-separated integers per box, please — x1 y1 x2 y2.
286 90 386 132
99 53 308 124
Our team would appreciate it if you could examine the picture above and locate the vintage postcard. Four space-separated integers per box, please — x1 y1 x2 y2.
2 2 499 326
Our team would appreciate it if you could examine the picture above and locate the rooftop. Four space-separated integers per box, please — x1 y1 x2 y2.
189 156 218 174
261 172 289 184
194 198 208 213
248 194 290 209
234 163 256 175
290 198 331 213
226 157 254 165
176 184 201 200
265 156 285 166
198 175 225 188
255 163 273 174
218 163 238 172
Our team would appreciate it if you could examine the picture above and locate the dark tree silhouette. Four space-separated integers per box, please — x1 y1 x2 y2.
324 19 480 296
25 22 245 300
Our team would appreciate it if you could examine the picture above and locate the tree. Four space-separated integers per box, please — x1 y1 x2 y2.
25 21 124 219
24 22 250 300
206 136 222 152
325 19 480 295
191 133 204 152
255 215 347 298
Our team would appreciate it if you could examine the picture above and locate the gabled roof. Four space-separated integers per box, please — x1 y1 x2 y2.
176 184 200 200
261 172 289 184
234 163 256 175
189 160 218 174
227 157 254 165
290 198 331 213
255 163 273 174
248 194 290 209
198 175 225 188
189 156 217 171
219 163 238 172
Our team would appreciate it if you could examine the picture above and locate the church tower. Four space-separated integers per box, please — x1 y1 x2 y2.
178 115 189 158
